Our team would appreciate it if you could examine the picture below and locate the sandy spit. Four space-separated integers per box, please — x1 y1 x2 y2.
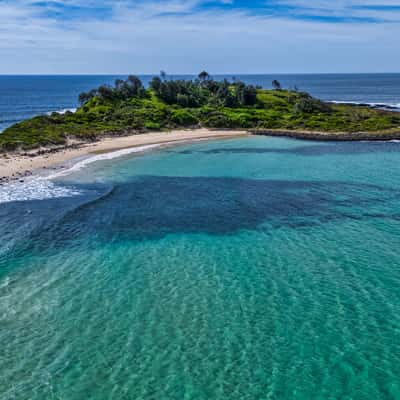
0 129 249 182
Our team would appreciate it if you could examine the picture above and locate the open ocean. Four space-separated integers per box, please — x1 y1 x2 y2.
1 76 400 399
1 73 400 132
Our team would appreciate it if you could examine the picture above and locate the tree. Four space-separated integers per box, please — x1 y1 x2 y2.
78 89 98 104
198 71 210 81
160 70 167 81
177 93 189 107
147 74 258 109
241 85 257 106
272 80 282 90
97 85 115 100
150 77 162 94
293 94 331 114
216 80 237 107
127 75 143 94
78 92 91 105
159 82 176 104
216 81 230 103
114 79 124 90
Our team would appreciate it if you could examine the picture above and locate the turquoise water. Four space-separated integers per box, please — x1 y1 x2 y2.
1 136 400 399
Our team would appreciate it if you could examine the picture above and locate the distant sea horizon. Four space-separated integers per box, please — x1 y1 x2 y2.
1 73 400 132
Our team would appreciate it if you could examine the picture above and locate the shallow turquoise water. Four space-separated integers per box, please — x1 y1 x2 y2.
1 136 400 399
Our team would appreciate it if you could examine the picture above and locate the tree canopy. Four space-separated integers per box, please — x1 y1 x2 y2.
79 72 259 108
272 80 282 90
149 73 258 107
79 75 147 104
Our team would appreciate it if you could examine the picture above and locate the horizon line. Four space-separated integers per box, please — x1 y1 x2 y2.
1 72 400 76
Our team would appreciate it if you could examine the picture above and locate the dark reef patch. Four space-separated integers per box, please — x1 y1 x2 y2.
2 176 399 261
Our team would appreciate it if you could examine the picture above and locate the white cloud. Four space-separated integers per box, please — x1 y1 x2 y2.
0 0 399 73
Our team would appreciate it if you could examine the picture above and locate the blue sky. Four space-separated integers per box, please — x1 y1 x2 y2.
0 0 399 74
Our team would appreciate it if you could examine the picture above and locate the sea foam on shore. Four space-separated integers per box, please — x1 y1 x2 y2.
330 100 400 111
0 144 164 204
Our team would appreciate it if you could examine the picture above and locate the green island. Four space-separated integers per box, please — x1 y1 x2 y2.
2 72 400 151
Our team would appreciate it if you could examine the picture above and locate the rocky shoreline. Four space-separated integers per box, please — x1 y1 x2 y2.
251 129 400 141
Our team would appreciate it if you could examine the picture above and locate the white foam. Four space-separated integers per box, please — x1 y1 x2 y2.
48 143 164 179
54 139 211 178
46 108 77 116
0 143 165 204
330 100 400 110
0 176 82 204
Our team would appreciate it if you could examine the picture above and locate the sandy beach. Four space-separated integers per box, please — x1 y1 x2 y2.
0 129 248 182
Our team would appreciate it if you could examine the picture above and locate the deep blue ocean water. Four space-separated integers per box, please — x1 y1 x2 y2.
1 137 400 399
1 73 400 132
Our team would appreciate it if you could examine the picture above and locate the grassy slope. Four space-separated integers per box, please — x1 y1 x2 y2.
1 89 400 151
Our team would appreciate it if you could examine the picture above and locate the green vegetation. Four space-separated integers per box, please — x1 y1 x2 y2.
1 73 400 151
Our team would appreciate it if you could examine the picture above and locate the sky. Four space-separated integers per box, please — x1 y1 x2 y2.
0 0 399 74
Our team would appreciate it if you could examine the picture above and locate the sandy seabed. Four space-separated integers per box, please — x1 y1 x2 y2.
0 129 248 181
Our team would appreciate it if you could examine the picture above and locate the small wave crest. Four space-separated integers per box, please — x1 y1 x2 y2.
0 177 83 204
46 108 77 116
330 100 400 111
47 143 164 179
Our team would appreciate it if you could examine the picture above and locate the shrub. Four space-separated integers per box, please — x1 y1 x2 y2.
171 110 198 126
293 96 331 114
177 94 190 108
229 112 256 128
203 112 233 128
145 121 162 130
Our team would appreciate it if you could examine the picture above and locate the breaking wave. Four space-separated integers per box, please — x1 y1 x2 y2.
330 100 400 111
0 143 164 204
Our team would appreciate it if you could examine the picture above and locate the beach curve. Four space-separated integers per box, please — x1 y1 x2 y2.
0 129 249 183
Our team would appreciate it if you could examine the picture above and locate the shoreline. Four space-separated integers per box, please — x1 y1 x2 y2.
251 128 400 141
2 126 400 184
0 129 249 183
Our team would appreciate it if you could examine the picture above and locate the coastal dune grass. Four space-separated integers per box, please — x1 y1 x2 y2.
2 74 400 151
